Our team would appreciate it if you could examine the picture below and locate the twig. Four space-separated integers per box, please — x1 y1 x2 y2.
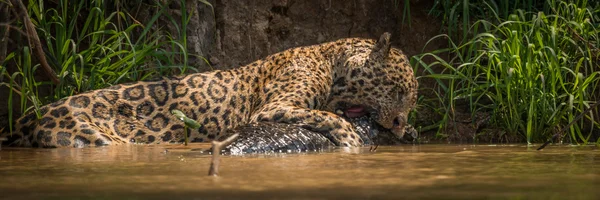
537 100 600 150
208 133 239 176
567 25 600 59
369 144 379 152
11 0 60 85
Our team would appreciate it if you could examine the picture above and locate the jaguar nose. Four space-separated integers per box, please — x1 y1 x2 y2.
391 116 406 138
391 115 406 138
393 117 401 127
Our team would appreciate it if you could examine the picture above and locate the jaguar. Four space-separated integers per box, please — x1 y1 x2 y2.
1 32 418 148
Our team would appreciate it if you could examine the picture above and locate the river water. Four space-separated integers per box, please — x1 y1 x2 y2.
0 144 598 199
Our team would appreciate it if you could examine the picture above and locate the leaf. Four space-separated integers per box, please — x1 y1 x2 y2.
171 109 201 129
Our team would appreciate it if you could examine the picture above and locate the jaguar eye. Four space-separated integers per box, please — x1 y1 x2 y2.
395 87 406 102
395 89 403 101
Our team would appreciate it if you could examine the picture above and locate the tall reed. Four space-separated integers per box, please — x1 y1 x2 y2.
414 0 600 143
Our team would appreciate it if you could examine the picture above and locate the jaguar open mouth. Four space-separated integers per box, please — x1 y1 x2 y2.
336 103 376 119
344 105 368 118
334 103 372 117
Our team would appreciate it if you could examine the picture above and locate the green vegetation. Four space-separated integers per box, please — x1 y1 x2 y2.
414 0 600 144
0 0 208 132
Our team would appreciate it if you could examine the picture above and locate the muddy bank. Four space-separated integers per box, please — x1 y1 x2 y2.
180 0 445 69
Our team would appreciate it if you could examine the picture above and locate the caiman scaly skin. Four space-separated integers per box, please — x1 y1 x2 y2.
220 116 417 154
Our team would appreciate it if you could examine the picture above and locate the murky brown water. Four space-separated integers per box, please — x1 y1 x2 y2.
0 144 599 199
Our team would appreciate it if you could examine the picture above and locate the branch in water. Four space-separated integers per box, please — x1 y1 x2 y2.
208 133 239 176
537 100 600 151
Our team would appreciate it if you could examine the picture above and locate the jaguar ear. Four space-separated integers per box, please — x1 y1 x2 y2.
374 32 392 57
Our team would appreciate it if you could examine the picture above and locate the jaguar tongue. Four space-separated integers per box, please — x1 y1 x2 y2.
345 106 366 118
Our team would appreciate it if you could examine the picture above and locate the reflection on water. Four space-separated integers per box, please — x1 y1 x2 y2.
0 144 599 199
